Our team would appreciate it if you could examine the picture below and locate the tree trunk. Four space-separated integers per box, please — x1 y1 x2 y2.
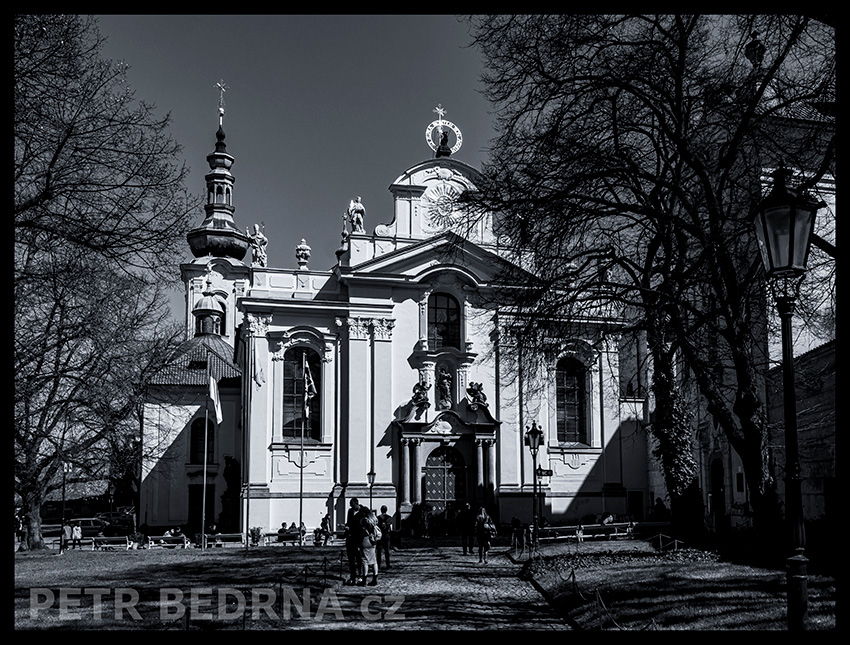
20 495 47 551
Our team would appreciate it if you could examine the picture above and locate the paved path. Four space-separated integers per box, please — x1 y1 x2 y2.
296 540 569 630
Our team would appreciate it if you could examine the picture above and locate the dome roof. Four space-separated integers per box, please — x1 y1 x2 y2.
193 292 225 315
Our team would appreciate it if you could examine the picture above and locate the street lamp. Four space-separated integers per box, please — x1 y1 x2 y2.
60 461 72 554
524 421 544 550
752 163 823 632
367 470 376 512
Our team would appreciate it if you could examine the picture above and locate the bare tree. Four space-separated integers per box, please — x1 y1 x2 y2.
462 15 835 536
14 15 198 548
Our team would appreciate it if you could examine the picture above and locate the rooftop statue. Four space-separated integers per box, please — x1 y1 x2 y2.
348 196 365 234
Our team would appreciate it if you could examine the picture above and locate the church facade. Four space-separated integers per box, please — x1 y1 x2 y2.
140 108 663 537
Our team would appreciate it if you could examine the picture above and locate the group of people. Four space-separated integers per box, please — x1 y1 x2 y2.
276 521 307 542
344 498 393 586
59 520 83 553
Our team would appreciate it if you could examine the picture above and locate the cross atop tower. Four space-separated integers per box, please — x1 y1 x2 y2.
216 80 229 125
433 104 446 131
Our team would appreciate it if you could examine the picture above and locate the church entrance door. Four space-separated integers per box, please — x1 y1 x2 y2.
424 445 466 534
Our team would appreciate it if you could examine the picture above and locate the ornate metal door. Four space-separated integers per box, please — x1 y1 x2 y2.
424 445 466 515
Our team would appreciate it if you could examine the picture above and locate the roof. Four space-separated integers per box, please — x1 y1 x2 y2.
150 333 241 386
44 479 109 502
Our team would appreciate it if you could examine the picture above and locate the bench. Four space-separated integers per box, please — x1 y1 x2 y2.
50 537 96 550
205 532 244 547
147 534 190 549
93 535 132 550
535 522 635 543
263 531 304 546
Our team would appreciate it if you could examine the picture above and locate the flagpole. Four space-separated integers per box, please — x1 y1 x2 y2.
299 351 305 546
202 357 209 550
243 334 253 553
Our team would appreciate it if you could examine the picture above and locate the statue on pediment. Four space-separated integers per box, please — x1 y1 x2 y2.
347 196 365 234
411 380 431 408
466 382 488 410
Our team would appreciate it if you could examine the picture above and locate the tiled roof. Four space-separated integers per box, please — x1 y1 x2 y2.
150 333 241 386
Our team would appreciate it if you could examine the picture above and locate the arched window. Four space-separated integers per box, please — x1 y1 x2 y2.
428 293 461 350
282 347 321 441
189 417 215 464
556 357 588 444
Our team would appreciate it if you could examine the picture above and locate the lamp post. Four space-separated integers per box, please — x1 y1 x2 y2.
60 461 71 554
752 164 822 631
524 421 544 550
367 470 376 512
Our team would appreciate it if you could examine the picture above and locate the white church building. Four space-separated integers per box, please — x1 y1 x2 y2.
140 106 663 537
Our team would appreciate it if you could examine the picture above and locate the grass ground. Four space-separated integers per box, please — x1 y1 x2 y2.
522 539 837 630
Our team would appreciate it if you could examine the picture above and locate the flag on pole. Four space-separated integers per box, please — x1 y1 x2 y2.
209 372 223 424
303 355 317 419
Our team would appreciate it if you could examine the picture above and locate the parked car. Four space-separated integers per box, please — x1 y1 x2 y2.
69 518 109 537
96 511 134 524
97 513 136 537
41 522 62 537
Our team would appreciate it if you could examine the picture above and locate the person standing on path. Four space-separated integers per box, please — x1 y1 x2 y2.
71 522 82 549
344 497 364 585
475 507 495 563
459 502 474 555
376 505 393 570
359 509 380 586
60 520 72 554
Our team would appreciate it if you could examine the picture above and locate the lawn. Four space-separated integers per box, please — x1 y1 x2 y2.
14 546 353 630
523 540 837 630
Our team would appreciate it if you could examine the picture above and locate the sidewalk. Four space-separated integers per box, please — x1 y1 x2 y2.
305 537 570 631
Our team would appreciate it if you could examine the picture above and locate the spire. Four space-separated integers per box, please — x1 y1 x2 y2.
186 80 251 262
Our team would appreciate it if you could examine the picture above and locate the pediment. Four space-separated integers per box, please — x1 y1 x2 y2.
396 408 499 437
343 231 527 287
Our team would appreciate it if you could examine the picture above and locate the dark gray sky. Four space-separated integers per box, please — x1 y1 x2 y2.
95 15 495 273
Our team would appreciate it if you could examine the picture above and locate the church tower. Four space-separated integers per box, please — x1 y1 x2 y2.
181 82 251 347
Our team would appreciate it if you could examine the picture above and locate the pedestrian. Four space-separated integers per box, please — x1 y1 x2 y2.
601 512 614 540
376 505 393 570
649 497 670 521
421 503 432 539
475 507 495 564
17 514 29 552
71 521 83 549
359 509 380 586
459 502 474 555
344 497 364 585
60 520 72 554
320 513 332 546
511 516 526 557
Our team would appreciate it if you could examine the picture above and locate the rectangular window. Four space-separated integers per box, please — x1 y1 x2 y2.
281 349 320 441
556 358 587 444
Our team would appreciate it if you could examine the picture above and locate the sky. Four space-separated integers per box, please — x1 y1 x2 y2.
94 15 496 274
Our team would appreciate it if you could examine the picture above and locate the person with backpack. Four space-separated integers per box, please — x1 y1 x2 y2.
359 509 381 586
376 505 393 570
475 507 495 564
